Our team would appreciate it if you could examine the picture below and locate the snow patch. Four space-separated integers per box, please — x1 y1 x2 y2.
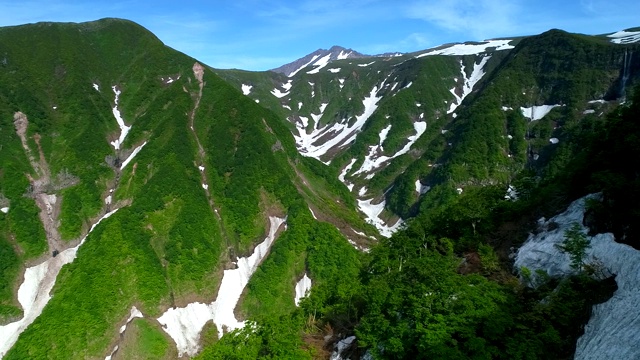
417 39 513 57
298 102 303 110
294 274 312 306
241 84 252 96
549 138 559 144
110 86 131 151
295 80 387 160
520 104 561 121
607 30 640 44
120 306 143 334
0 207 8 214
120 142 147 170
337 50 352 60
328 68 341 73
307 54 332 74
289 55 320 77
357 198 402 238
0 209 120 358
415 180 430 195
157 217 286 357
202 184 208 190
93 83 100 92
339 158 357 191
583 109 596 114
271 80 292 98
358 61 375 67
353 121 426 176
447 56 491 114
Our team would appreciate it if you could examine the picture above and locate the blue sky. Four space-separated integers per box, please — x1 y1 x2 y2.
0 0 638 71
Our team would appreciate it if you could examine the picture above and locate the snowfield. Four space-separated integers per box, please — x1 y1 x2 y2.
295 80 387 161
417 39 513 57
270 80 292 98
110 86 131 151
241 84 252 95
515 194 640 360
0 209 120 358
120 142 147 170
520 104 562 121
157 216 287 357
307 54 332 74
448 56 491 114
353 121 426 176
607 30 640 44
294 274 312 306
357 198 403 238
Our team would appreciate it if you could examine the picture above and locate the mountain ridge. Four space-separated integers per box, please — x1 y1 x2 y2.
1 17 640 359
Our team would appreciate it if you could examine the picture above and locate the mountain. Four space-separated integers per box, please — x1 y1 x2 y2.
217 28 640 235
1 17 640 359
0 18 365 359
270 45 369 77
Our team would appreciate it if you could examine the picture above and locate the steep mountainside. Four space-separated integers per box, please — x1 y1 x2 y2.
216 29 640 237
1 18 640 359
0 18 363 359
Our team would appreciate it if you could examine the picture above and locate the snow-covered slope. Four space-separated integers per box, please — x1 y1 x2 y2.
271 46 367 77
157 216 287 357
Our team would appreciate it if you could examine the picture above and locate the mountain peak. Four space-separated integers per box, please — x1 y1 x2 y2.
271 45 368 77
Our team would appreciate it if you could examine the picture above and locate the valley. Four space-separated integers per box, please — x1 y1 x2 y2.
0 18 638 359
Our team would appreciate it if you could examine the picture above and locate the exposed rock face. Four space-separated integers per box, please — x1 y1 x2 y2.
516 194 640 360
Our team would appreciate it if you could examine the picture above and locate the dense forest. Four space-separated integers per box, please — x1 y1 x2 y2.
0 19 639 359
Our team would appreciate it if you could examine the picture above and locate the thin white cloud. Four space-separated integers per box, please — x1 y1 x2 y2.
361 32 433 54
406 0 520 40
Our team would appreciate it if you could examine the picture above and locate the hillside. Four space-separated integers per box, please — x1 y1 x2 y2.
0 18 639 359
0 18 363 359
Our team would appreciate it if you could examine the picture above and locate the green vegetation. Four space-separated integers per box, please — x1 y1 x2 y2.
556 223 591 271
115 318 174 360
1 18 639 360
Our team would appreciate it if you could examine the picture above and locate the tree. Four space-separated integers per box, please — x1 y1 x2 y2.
555 223 590 271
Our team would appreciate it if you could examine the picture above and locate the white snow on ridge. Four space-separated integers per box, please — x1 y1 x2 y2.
295 80 387 161
520 104 561 121
357 198 402 238
607 30 640 44
515 195 640 360
294 274 312 306
0 209 120 358
289 55 320 77
241 84 252 96
307 54 332 74
110 86 131 151
448 56 491 114
417 39 513 57
358 61 375 67
157 216 286 357
120 142 147 170
337 50 352 60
